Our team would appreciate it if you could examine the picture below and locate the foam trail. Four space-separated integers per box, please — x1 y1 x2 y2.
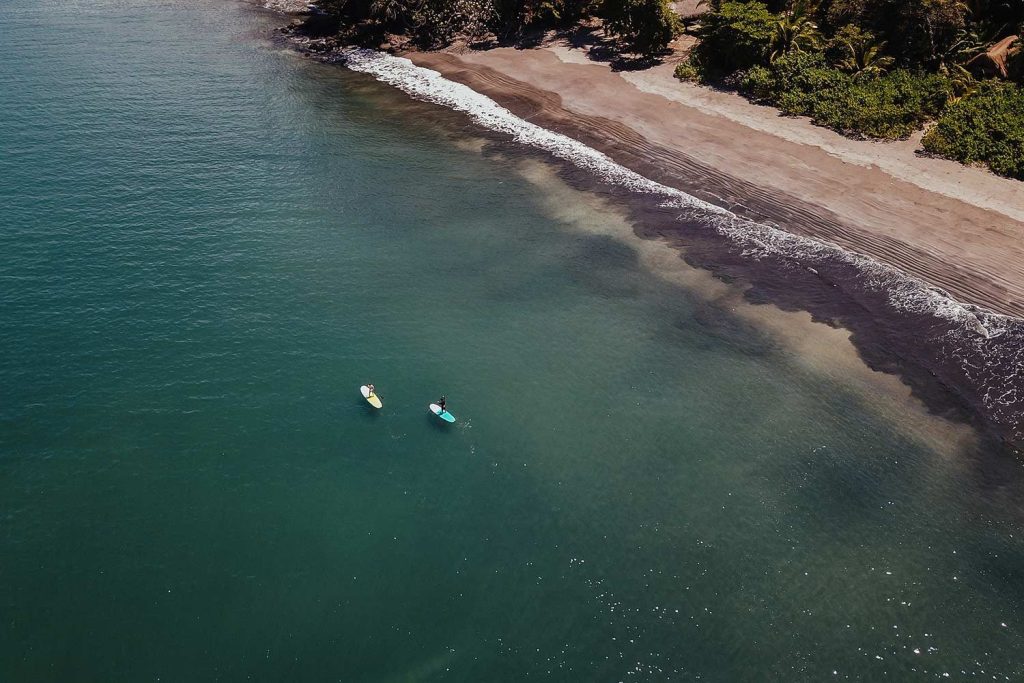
336 48 1023 444
340 52 981 324
341 50 725 214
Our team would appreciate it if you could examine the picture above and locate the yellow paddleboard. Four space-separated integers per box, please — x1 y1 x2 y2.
360 385 382 409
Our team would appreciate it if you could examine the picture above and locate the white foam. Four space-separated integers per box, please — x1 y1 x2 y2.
342 49 724 214
339 53 982 320
337 49 1022 434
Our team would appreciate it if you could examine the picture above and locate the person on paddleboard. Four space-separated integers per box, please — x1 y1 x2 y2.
438 396 446 412
367 384 375 396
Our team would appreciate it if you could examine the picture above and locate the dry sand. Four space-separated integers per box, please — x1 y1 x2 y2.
408 44 1024 319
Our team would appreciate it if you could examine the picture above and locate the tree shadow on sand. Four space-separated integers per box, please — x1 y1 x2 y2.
565 25 670 71
468 24 670 71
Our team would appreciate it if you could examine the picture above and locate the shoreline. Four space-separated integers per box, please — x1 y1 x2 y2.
409 46 1024 319
511 156 981 458
271 23 1023 451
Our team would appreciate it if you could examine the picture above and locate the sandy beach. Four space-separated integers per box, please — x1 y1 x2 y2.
409 43 1024 319
273 6 1024 446
391 42 1021 448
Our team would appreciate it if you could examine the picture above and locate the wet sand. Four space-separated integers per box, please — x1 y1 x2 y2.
409 46 1024 319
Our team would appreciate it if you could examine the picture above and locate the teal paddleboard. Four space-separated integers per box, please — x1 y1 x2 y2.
429 403 456 423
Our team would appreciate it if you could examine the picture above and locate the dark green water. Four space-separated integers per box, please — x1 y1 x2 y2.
2 1 1023 680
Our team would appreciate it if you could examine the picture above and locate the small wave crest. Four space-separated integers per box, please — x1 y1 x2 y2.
338 48 1023 445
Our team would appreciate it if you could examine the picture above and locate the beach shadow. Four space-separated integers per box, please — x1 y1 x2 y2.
469 37 500 51
467 26 548 50
610 54 668 71
564 25 669 71
464 24 668 70
567 26 618 64
514 30 548 49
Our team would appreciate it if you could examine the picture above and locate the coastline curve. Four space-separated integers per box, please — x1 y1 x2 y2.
325 47 1022 450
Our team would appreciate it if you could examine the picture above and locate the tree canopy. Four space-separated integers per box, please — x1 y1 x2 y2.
677 0 1024 177
311 0 1024 178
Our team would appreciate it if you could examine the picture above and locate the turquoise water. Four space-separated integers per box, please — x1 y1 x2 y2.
2 0 1023 680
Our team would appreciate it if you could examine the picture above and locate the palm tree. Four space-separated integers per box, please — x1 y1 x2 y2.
770 10 821 61
937 25 998 70
370 0 407 23
839 38 895 78
939 62 980 102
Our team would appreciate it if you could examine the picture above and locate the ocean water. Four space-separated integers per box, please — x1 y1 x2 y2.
1 1 1023 680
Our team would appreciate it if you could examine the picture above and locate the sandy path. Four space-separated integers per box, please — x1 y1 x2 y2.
408 46 1024 318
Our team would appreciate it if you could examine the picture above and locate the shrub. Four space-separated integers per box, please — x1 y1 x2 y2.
673 58 701 81
737 52 951 139
815 70 949 138
742 51 848 98
738 64 774 98
493 0 598 34
1010 41 1024 82
601 0 679 57
410 0 498 46
923 82 1024 179
694 1 777 76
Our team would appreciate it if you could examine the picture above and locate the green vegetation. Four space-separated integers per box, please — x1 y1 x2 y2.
602 0 678 57
314 0 677 56
692 0 775 74
923 82 1024 179
677 0 1024 179
739 52 950 138
310 0 1024 179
